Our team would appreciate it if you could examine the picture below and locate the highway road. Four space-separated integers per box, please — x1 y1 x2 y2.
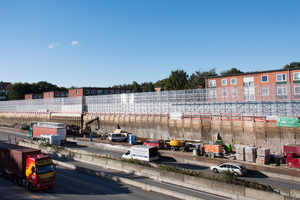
0 165 180 200
1 127 300 191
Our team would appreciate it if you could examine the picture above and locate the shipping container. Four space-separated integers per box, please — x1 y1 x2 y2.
283 144 300 153
0 143 41 178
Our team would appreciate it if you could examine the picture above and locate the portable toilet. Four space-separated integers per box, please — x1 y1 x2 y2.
128 135 136 145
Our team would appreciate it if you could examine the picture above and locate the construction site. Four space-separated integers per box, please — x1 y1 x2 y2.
0 84 299 153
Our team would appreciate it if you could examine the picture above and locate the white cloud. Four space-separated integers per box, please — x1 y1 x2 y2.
48 43 60 49
71 41 79 46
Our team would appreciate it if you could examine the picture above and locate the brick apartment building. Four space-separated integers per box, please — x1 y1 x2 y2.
205 68 300 101
43 91 69 99
0 81 11 101
68 87 133 97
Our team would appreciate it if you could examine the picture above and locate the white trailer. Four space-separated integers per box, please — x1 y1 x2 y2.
122 145 160 161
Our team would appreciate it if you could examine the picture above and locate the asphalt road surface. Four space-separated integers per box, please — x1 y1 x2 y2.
1 127 300 191
0 165 180 200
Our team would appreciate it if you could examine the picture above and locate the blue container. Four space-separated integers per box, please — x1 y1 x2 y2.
128 135 136 145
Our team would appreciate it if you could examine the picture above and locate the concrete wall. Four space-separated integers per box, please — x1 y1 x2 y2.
1 112 300 153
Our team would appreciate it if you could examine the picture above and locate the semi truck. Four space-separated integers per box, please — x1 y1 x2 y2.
122 145 161 161
0 143 56 191
29 122 66 143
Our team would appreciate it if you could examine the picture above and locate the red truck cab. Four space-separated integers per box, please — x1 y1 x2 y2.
26 153 56 190
143 139 165 149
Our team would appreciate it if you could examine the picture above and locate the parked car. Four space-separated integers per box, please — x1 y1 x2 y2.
210 162 247 176
143 139 165 149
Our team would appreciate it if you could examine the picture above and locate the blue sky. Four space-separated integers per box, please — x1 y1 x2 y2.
1 0 299 88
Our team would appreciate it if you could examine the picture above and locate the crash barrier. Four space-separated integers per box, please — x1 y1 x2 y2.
18 141 300 200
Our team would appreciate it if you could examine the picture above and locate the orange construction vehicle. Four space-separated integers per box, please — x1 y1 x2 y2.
204 144 223 158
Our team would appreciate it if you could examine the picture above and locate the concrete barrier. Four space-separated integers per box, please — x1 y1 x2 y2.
211 181 245 196
245 188 284 200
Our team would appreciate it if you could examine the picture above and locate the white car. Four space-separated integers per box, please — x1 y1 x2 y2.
210 162 247 176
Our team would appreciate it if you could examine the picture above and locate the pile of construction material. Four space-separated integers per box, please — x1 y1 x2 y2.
256 148 271 165
236 145 246 161
245 146 258 162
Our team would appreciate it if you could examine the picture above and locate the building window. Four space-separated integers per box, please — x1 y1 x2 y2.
231 78 236 85
294 73 300 81
61 93 65 97
110 90 114 94
209 80 216 87
66 93 69 97
261 75 268 83
126 90 131 93
115 90 120 94
277 86 287 95
277 74 286 82
34 95 37 99
209 89 216 101
76 91 78 95
91 90 96 95
231 88 237 97
85 90 90 95
97 90 102 95
104 90 108 95
295 86 300 94
121 90 125 93
262 87 269 96
222 89 228 97
38 95 42 99
55 93 60 97
221 79 227 86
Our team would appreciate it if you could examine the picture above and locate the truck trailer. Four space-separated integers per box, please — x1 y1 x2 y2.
0 143 56 191
122 145 161 161
29 122 67 143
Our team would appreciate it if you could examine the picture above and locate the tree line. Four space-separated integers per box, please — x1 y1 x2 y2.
5 62 300 100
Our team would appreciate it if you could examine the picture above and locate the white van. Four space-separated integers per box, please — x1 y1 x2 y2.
122 145 161 161
108 133 127 142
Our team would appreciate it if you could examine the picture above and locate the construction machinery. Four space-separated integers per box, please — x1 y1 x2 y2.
169 139 189 152
213 140 232 154
79 117 100 136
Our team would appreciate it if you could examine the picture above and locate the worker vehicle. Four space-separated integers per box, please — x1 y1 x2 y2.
79 117 100 135
210 162 247 176
213 140 232 154
0 143 56 191
122 145 161 161
143 139 165 149
204 144 223 158
108 133 127 142
29 122 66 143
169 139 189 152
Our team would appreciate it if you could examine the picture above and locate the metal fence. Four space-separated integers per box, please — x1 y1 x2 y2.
1 84 300 116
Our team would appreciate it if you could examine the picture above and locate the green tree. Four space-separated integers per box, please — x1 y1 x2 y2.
283 62 300 69
141 82 155 92
165 69 189 91
154 78 168 91
132 81 141 93
220 68 243 76
188 68 218 89
31 81 60 93
6 82 31 100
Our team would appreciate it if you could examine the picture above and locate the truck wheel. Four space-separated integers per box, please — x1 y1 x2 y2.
180 147 185 152
18 178 23 186
222 148 228 155
3 172 7 179
170 146 176 151
13 175 19 184
28 182 33 191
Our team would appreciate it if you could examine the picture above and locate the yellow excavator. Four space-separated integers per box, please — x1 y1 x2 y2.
79 117 100 136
